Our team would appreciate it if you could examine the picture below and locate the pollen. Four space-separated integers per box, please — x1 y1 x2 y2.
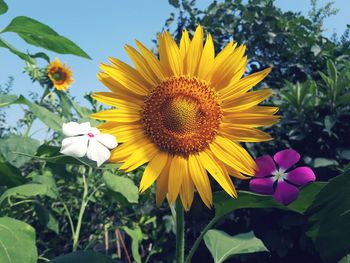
141 76 222 156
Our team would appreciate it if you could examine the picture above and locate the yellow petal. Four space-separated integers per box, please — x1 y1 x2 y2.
91 108 141 122
197 33 215 81
216 161 237 197
222 89 273 111
100 63 149 96
119 143 159 172
186 25 204 76
211 44 246 89
223 112 280 127
168 155 186 204
92 92 142 110
125 44 159 86
156 160 171 207
135 40 165 81
97 72 145 100
210 136 256 175
220 67 271 100
110 135 150 163
139 151 168 192
159 32 182 76
180 161 194 210
188 154 213 208
179 30 190 69
219 125 272 142
106 125 144 143
198 149 236 197
225 165 253 180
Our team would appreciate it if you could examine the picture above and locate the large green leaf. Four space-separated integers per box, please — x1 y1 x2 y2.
0 0 8 15
50 251 117 263
0 135 40 167
0 183 54 205
122 225 144 263
204 230 268 263
0 37 35 63
0 217 37 263
306 170 350 262
103 171 139 204
0 94 17 107
0 163 27 187
2 16 90 59
214 182 326 219
18 95 63 132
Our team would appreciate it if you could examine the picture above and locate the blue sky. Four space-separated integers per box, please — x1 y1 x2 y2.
1 0 348 99
0 0 348 136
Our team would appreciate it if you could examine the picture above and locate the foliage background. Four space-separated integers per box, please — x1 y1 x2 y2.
0 0 349 263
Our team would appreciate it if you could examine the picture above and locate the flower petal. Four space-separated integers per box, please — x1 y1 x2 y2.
255 155 276 177
60 136 88 158
95 134 118 149
286 167 316 186
273 149 300 170
273 181 299 205
249 178 274 195
62 122 91 137
86 138 111 167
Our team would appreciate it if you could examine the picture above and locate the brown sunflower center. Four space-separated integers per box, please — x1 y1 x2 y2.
141 76 222 156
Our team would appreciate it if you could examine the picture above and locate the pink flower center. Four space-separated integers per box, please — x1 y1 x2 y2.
87 132 95 138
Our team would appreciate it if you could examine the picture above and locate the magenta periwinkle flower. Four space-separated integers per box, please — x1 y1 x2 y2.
249 149 316 205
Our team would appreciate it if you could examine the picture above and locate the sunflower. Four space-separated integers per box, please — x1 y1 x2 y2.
92 25 279 210
47 58 73 91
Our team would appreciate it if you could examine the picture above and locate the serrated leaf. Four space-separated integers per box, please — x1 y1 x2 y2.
204 230 268 263
2 16 90 59
0 217 37 263
103 172 138 204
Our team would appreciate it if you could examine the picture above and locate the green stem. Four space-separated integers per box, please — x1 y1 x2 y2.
175 198 185 263
72 173 89 251
185 216 219 263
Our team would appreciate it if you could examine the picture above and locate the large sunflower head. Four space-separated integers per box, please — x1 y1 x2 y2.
92 25 279 210
47 58 73 91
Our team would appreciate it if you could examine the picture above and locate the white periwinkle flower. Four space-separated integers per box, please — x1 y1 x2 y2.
60 122 117 166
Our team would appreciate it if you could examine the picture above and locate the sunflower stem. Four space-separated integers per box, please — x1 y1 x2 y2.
185 216 219 263
175 198 185 263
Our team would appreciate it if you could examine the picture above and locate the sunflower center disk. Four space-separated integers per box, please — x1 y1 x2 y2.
141 76 222 157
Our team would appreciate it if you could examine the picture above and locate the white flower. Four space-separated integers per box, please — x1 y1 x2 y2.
60 122 118 167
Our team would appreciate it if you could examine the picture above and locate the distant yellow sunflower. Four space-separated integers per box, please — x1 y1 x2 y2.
47 58 73 91
92 25 279 210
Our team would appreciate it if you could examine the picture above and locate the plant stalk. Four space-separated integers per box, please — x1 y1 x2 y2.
175 198 185 263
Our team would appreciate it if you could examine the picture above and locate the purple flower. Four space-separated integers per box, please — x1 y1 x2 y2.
249 149 316 205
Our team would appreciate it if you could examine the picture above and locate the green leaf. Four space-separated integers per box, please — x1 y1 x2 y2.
204 230 268 263
0 217 37 263
0 183 54 205
310 157 338 168
0 163 27 187
339 255 350 263
50 251 118 263
35 205 59 234
17 95 63 132
0 0 8 15
103 171 139 204
0 94 17 107
57 91 73 119
306 170 350 262
122 226 144 263
0 37 35 63
31 170 58 199
214 183 326 219
0 135 40 167
2 16 90 59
